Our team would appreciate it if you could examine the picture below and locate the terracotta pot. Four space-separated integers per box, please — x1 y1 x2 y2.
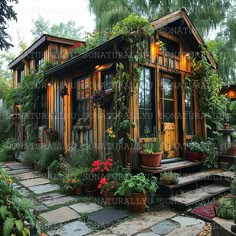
140 151 162 167
75 187 82 195
67 188 75 195
127 193 147 214
228 145 236 156
187 151 204 162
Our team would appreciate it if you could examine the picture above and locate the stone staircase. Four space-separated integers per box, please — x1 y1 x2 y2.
159 170 235 208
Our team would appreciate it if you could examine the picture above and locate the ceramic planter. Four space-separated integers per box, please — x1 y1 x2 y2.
103 191 117 205
85 187 97 196
161 177 172 185
223 123 230 129
231 224 236 233
127 193 147 214
140 151 162 167
187 151 204 162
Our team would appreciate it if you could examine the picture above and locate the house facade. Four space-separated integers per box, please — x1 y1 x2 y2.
10 9 216 164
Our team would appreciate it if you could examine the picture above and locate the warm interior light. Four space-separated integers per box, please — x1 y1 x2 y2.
185 53 190 57
95 65 100 69
47 82 52 86
155 40 160 45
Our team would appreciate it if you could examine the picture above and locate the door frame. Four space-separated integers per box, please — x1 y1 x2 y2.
160 73 179 158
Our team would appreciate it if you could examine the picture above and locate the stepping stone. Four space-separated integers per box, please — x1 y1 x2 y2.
33 204 48 213
7 169 31 175
18 188 31 196
47 220 92 236
2 167 11 171
167 225 202 236
111 211 176 236
29 184 60 194
136 232 160 236
88 208 128 228
37 192 65 202
12 172 39 181
70 202 103 214
172 216 205 228
42 196 77 207
20 178 50 187
5 163 29 170
40 206 79 226
151 219 179 235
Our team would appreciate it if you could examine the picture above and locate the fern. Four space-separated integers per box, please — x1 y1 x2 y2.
3 217 15 236
0 206 10 220
15 220 23 233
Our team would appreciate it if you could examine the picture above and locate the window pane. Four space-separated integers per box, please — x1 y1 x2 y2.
163 78 174 99
164 100 174 122
139 67 156 137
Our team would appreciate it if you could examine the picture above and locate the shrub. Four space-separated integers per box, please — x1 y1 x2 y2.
217 197 236 219
231 178 236 195
0 138 20 162
0 168 39 235
22 149 40 167
37 142 64 173
68 144 97 168
0 106 12 142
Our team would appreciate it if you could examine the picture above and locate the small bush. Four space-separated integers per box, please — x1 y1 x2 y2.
68 144 97 168
217 197 236 219
0 138 19 162
0 106 12 142
37 142 64 173
22 150 40 167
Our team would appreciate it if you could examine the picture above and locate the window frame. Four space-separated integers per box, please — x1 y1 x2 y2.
138 67 156 138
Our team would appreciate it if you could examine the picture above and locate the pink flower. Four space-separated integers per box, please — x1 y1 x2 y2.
111 186 114 188
107 158 113 162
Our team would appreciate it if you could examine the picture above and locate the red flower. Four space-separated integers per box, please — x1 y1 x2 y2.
111 186 114 188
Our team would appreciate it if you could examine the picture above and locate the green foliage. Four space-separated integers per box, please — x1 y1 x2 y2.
160 172 180 185
191 50 229 134
48 160 60 173
0 0 18 50
9 62 52 140
217 197 236 219
37 142 64 173
143 130 162 154
115 172 158 196
68 144 97 168
0 139 20 162
22 149 40 167
186 142 205 153
231 179 236 195
0 106 12 142
0 168 38 235
112 14 153 37
31 15 83 41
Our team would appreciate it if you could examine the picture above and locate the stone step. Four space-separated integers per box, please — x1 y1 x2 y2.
169 184 230 207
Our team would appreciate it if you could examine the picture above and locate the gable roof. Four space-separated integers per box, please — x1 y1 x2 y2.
9 34 84 69
151 8 217 69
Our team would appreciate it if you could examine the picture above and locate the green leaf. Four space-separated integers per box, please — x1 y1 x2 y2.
15 220 23 233
3 218 15 236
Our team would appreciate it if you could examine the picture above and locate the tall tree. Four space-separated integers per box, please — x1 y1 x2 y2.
0 0 18 50
31 16 84 41
89 0 232 37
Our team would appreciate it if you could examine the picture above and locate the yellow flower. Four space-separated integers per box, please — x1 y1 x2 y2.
8 178 13 184
112 134 116 139
0 175 2 179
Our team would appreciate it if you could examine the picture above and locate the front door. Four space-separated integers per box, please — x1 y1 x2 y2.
160 74 179 158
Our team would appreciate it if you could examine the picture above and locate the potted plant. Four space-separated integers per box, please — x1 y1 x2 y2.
160 172 180 185
140 133 162 167
186 142 205 162
98 177 121 205
63 178 82 195
115 173 158 213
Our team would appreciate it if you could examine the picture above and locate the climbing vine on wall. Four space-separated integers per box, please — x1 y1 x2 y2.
10 62 53 140
191 48 229 135
108 14 153 165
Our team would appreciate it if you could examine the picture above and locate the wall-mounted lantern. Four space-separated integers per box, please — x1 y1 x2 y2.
220 84 236 101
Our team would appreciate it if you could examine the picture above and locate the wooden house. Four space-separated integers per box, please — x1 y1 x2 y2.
9 34 85 142
11 9 216 165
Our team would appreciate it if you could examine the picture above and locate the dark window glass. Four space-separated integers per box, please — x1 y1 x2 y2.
35 54 44 71
159 36 179 57
75 77 90 125
17 68 24 84
185 79 195 135
139 67 156 137
102 70 113 90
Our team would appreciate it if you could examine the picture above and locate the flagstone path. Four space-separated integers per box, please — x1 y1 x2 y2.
1 161 220 236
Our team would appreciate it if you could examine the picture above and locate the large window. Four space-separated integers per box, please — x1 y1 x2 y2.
185 79 195 135
159 36 180 57
75 77 90 125
17 67 24 84
139 67 156 137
